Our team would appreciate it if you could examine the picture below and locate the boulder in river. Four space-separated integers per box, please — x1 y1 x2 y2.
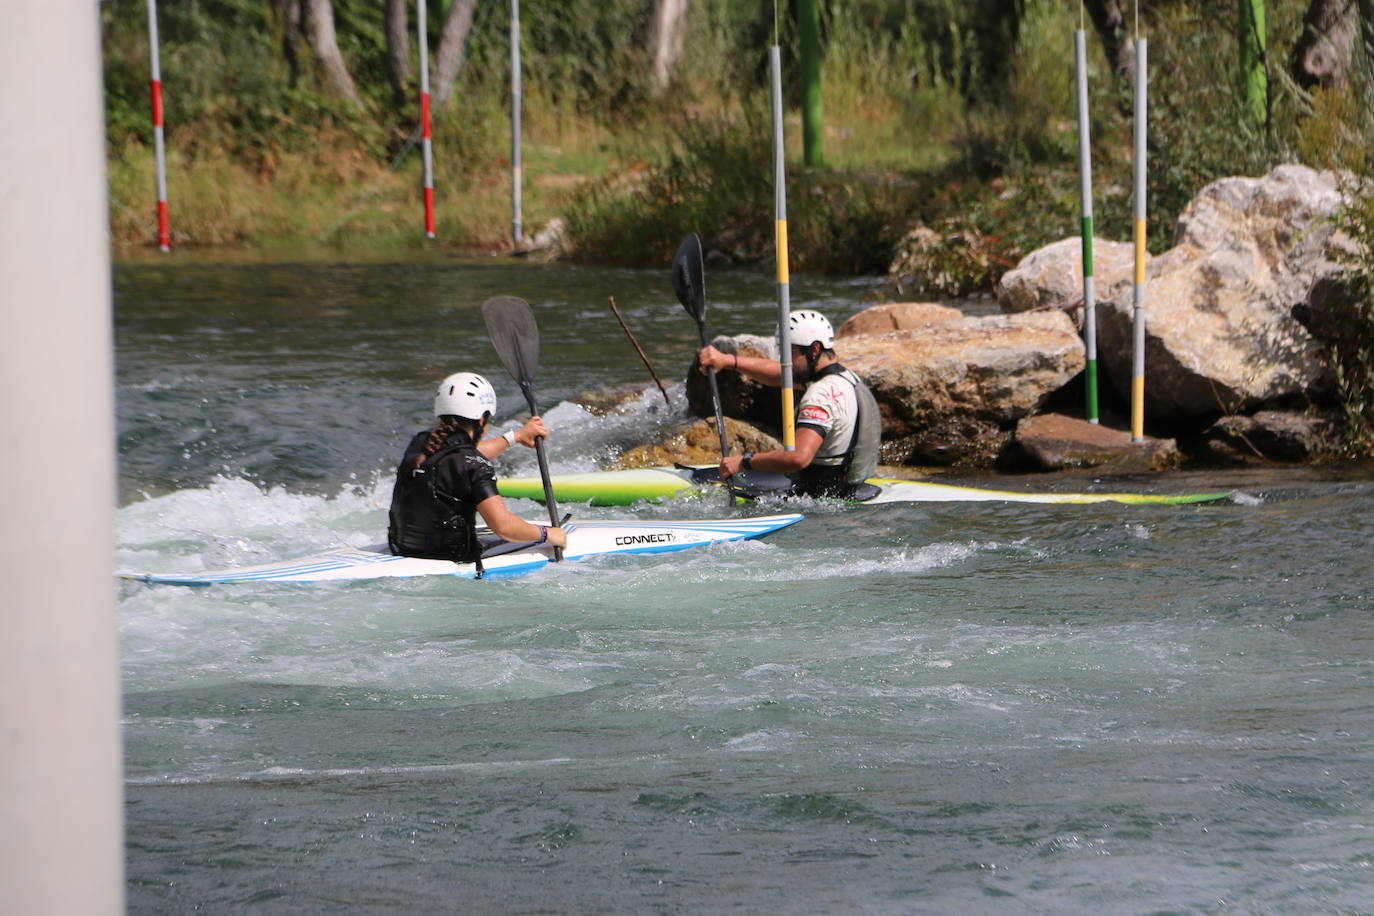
690 306 1087 468
996 236 1137 324
614 417 781 469
1003 412 1182 472
685 334 782 433
1092 165 1346 418
1195 409 1339 465
835 302 962 338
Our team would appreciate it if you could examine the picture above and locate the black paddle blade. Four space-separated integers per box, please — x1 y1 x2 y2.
671 233 706 321
482 296 541 386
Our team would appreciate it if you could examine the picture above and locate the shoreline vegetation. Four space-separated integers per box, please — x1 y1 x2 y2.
103 0 1373 456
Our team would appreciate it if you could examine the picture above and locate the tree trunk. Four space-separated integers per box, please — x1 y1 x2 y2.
798 0 822 166
279 0 304 84
1361 0 1374 83
305 0 358 101
1083 0 1136 92
646 0 688 94
385 0 411 103
1292 0 1357 90
433 0 478 109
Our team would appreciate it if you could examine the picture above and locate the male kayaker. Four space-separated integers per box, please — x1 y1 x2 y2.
388 372 567 565
697 309 881 499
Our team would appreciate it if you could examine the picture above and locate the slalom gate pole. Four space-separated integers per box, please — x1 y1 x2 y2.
511 0 523 243
418 0 435 238
146 0 170 251
769 44 795 452
1075 23 1098 423
1131 32 1147 442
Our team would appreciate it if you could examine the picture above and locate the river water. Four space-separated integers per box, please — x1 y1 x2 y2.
116 259 1374 913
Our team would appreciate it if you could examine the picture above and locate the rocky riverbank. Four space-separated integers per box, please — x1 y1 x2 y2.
609 165 1360 475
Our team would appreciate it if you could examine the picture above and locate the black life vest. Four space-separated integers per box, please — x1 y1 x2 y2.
387 436 483 565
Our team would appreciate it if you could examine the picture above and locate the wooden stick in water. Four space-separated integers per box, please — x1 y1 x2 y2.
609 296 673 408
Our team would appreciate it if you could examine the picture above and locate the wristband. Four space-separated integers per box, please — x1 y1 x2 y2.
537 525 548 545
502 429 517 447
733 353 739 370
742 452 754 471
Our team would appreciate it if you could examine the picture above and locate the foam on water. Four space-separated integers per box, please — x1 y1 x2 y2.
115 262 1374 913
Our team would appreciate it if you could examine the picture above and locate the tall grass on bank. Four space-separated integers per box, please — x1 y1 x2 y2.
104 0 1372 292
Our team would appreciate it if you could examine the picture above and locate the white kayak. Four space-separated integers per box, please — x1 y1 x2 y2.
120 513 803 586
497 466 1231 507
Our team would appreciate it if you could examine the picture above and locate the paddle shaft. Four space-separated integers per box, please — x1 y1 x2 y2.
695 320 732 460
610 296 672 408
517 380 563 561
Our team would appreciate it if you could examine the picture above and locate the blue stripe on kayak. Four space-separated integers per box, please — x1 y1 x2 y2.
124 515 801 585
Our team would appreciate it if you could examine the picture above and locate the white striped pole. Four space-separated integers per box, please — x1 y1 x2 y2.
146 0 169 251
418 0 435 238
1075 27 1098 423
769 44 795 452
1131 36 1147 441
511 0 522 243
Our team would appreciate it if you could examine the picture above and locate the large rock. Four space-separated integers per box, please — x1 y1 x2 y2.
689 309 1085 468
1195 409 1338 465
842 310 1085 422
614 417 781 469
996 237 1137 319
840 310 1086 466
1093 165 1344 417
1004 413 1182 472
684 334 782 433
836 302 963 338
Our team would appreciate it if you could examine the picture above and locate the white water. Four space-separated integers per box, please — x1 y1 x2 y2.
117 261 1374 912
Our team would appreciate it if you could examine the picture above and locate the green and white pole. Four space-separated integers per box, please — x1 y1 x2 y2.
1075 25 1098 423
769 43 795 451
1131 34 1148 442
510 0 522 244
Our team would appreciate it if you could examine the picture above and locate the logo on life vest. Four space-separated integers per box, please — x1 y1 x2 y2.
614 532 676 546
799 405 830 422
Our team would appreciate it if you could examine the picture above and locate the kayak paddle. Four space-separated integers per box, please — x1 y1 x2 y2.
672 233 733 463
672 233 787 500
481 295 563 561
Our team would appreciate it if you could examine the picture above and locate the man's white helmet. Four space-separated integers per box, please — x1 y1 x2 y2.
434 372 497 420
785 309 835 350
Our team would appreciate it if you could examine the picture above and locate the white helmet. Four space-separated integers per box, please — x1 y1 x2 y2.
785 309 835 350
434 372 497 420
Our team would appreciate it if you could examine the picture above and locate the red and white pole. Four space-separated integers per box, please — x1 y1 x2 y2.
146 0 170 251
417 0 435 238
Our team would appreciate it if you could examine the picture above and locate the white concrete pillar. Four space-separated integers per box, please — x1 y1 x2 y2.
0 2 124 913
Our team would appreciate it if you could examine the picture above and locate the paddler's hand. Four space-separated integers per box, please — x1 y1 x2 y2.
544 526 567 548
698 345 731 373
718 455 745 480
514 416 549 447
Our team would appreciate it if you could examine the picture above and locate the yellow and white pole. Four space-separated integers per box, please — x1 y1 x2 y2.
1130 33 1148 441
1 2 124 912
769 44 795 451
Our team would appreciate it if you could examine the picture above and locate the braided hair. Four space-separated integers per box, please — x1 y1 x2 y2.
408 414 484 470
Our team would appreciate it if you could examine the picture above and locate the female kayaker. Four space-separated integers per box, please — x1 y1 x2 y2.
387 372 567 564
